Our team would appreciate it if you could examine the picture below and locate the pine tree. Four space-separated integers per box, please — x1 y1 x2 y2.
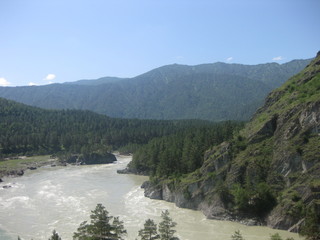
112 217 127 240
138 219 160 240
48 230 62 240
73 203 127 240
73 221 89 240
231 230 244 240
88 203 113 238
158 210 178 240
270 233 283 240
300 204 320 240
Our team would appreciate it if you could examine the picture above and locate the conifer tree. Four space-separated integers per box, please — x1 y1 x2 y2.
270 233 282 240
300 204 320 240
138 219 160 240
231 230 244 240
112 217 127 240
73 203 126 240
48 230 62 240
158 210 178 240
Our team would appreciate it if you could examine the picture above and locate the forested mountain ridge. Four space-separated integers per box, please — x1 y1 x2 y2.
137 52 320 236
0 59 311 121
0 97 218 157
0 97 243 168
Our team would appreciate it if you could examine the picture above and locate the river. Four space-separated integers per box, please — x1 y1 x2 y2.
0 155 302 240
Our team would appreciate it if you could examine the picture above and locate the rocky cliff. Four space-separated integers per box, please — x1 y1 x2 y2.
142 52 320 232
59 152 117 165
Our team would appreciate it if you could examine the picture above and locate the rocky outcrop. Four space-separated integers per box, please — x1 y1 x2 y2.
299 101 320 134
117 167 149 176
61 152 116 165
202 142 232 173
28 166 37 170
248 114 278 144
142 181 163 200
6 169 24 177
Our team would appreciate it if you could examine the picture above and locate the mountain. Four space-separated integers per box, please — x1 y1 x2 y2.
137 52 320 235
0 59 311 121
64 76 127 86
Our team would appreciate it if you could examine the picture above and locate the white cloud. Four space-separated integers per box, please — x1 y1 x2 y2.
0 77 11 86
28 82 37 86
226 57 233 62
272 56 284 61
44 74 56 81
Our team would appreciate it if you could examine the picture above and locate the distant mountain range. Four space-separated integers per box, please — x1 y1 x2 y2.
0 59 312 121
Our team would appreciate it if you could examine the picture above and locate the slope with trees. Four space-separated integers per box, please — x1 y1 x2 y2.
0 59 311 121
0 97 210 157
138 52 320 237
0 97 243 178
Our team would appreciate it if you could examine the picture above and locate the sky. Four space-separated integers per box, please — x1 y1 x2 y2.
0 0 319 87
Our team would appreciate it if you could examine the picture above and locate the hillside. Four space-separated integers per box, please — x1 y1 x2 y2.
0 97 244 178
0 59 311 121
0 97 215 158
0 98 242 160
137 52 320 235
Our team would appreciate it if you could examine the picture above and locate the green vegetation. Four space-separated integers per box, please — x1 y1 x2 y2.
73 204 127 240
0 97 227 159
138 219 159 240
129 121 243 177
300 203 320 240
0 155 52 172
44 204 179 240
231 230 244 240
48 230 62 240
230 182 277 217
220 54 320 222
3 54 318 239
137 52 320 238
15 204 304 240
229 231 297 240
158 210 178 240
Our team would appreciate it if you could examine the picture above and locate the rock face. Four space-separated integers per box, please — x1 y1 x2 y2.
142 53 320 231
61 152 116 165
117 167 149 176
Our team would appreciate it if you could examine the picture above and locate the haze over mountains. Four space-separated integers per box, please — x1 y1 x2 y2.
0 59 311 121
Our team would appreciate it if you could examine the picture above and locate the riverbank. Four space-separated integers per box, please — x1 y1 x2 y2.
0 155 59 180
141 180 263 226
0 152 120 181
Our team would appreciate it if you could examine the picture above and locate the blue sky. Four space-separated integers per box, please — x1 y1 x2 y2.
0 0 319 86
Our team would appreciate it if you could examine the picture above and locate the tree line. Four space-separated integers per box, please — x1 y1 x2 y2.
0 97 229 158
19 204 179 240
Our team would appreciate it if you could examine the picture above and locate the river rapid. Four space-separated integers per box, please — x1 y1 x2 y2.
0 155 302 240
